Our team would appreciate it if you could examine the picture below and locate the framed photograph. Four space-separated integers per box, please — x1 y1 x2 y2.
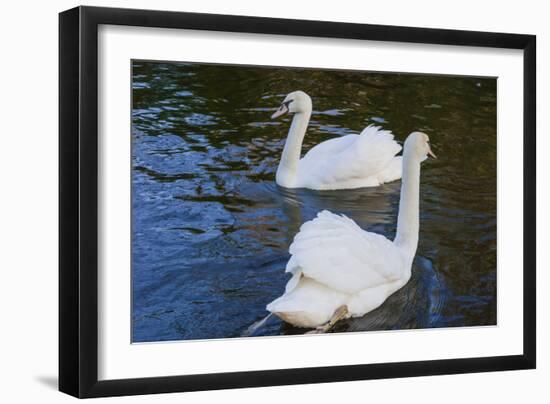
59 6 536 398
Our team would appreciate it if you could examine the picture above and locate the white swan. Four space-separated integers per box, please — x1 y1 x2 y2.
266 131 436 331
271 91 402 190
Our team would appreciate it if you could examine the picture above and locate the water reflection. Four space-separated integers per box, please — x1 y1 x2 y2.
131 61 496 342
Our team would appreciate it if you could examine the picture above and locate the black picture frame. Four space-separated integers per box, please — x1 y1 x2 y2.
59 5 536 398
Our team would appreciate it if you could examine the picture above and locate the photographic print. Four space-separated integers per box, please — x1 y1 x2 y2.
131 60 497 343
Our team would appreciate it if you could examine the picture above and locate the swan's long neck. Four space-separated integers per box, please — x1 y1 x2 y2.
276 108 311 187
394 148 421 258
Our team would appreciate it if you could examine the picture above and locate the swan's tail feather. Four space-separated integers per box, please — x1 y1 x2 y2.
359 125 402 158
321 125 402 187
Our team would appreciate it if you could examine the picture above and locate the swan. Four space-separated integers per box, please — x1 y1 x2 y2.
271 91 402 190
266 131 436 332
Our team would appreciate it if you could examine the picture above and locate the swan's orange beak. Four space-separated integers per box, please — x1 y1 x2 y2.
271 103 289 119
428 147 437 159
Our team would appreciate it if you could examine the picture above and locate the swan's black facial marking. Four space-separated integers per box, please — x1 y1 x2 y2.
271 99 294 119
282 99 294 108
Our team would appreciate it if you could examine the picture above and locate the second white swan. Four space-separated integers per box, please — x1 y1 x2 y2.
271 90 402 190
266 131 436 331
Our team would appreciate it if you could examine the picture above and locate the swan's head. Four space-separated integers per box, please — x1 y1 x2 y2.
271 91 312 119
404 132 437 160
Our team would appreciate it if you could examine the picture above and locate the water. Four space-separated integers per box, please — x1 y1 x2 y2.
131 61 497 343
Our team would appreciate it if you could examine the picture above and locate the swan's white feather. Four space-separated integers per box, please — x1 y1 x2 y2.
296 125 402 190
267 277 348 328
287 211 403 294
266 211 409 327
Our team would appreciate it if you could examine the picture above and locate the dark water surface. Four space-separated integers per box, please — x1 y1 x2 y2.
131 61 497 342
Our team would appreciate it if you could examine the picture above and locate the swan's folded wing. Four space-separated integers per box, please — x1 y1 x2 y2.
308 125 401 184
286 210 402 295
300 134 357 162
